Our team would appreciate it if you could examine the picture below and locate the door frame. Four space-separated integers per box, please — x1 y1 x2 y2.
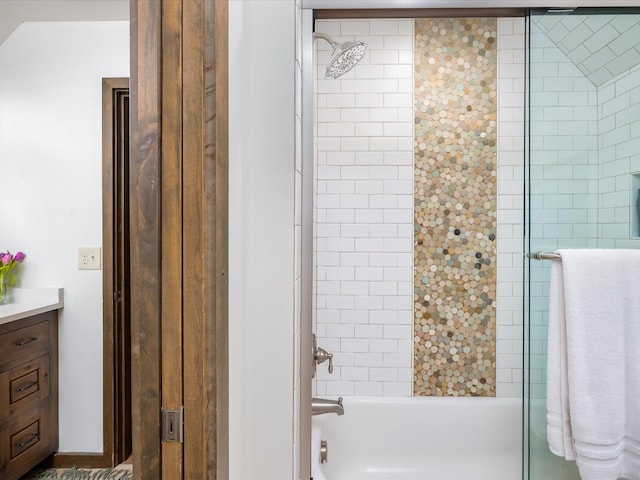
129 1 229 479
102 77 132 468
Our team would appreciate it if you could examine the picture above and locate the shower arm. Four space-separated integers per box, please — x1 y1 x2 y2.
313 32 338 49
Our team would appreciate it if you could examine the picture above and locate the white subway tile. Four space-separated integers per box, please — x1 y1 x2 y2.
355 122 384 136
341 310 369 324
370 136 399 151
383 64 413 79
384 353 412 368
369 108 399 122
370 310 398 324
369 281 398 296
340 21 371 36
370 367 398 381
355 324 384 339
341 367 369 381
341 281 370 296
326 382 355 396
355 295 384 310
370 78 399 93
341 136 370 151
370 195 398 208
383 35 413 50
383 382 412 396
355 93 384 108
370 20 399 36
326 151 356 166
325 93 355 108
355 382 384 396
341 195 369 209
355 353 383 367
384 325 411 339
355 151 384 165
354 64 385 79
355 238 384 252
341 224 370 238
384 296 412 310
370 339 398 353
340 252 369 267
341 338 370 353
341 108 370 122
355 209 384 223
398 50 413 64
384 93 412 108
326 324 355 338
355 267 384 281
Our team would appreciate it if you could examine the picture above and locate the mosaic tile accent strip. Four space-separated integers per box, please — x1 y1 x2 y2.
413 18 497 397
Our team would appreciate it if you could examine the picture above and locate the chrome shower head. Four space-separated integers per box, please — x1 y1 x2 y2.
314 32 368 79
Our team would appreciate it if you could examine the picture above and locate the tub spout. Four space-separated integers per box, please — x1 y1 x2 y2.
312 397 344 416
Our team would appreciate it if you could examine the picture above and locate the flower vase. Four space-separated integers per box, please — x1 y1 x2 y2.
0 274 9 305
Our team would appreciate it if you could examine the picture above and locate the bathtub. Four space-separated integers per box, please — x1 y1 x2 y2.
312 396 522 480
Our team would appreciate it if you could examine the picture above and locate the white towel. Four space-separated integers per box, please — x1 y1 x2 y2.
546 249 640 480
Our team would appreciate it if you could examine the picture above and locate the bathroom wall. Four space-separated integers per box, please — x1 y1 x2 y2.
528 18 600 396
314 18 415 397
528 14 640 398
413 17 499 397
597 63 640 245
228 1 297 479
314 17 525 398
0 21 129 452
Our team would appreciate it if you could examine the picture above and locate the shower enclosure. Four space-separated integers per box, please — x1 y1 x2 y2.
525 8 640 479
306 5 640 479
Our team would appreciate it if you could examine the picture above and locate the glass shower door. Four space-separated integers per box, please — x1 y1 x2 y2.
526 8 640 480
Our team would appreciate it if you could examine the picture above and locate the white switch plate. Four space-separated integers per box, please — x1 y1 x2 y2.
78 247 101 270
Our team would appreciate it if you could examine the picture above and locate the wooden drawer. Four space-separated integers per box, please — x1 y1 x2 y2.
0 355 50 427
0 404 51 480
0 321 50 367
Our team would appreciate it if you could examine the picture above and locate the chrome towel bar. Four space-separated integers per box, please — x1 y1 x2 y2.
527 251 561 261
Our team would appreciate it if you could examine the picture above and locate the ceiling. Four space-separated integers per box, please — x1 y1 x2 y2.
535 13 640 87
0 0 129 46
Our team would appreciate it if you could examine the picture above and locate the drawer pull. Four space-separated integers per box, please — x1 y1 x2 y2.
15 380 39 392
15 433 39 447
15 337 38 346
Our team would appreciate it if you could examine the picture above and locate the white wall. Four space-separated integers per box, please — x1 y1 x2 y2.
0 21 129 452
228 1 297 479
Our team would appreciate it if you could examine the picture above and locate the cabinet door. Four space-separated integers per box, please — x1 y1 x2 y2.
0 355 50 427
0 321 50 371
0 404 50 480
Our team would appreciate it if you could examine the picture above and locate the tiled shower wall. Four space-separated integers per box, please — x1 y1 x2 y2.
598 63 640 246
528 15 640 398
314 18 525 398
413 17 499 397
528 19 600 398
315 18 415 397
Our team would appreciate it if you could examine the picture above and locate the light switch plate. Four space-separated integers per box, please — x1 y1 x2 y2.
78 247 101 270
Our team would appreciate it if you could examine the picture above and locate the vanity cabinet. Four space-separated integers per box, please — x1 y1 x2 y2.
0 310 58 480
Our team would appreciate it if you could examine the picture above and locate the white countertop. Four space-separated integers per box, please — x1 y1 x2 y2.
0 287 64 326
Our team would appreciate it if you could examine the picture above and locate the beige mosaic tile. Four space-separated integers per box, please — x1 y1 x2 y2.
413 18 497 397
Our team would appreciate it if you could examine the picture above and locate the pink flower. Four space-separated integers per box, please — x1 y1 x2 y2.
14 251 25 262
1 254 11 266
